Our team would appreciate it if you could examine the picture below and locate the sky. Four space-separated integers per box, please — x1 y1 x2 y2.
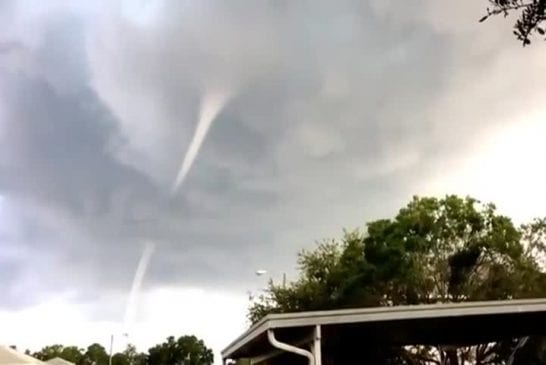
1 0 546 362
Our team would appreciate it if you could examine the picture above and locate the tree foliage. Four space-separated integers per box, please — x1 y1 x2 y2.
82 344 109 365
248 195 546 363
33 345 84 364
147 336 214 365
480 0 546 45
30 337 209 365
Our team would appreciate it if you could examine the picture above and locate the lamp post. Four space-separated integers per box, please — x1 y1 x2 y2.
109 335 113 365
247 270 267 303
109 333 129 365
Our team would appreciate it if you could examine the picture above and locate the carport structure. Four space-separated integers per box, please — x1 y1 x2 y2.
222 298 546 364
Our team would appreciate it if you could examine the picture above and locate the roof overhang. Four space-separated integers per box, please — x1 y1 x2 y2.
222 298 546 360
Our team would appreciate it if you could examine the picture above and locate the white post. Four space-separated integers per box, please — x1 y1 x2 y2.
313 325 322 365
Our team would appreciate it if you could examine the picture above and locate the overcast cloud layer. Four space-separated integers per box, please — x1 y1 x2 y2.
1 0 546 357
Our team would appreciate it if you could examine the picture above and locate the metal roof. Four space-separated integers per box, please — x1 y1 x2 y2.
222 298 546 360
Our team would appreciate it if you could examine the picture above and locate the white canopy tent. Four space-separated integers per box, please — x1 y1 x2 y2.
0 346 43 365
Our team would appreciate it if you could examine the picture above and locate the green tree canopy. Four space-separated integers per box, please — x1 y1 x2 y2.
111 344 147 365
33 345 84 364
33 345 65 361
27 337 211 365
111 353 128 365
249 195 546 363
147 336 213 365
82 343 109 365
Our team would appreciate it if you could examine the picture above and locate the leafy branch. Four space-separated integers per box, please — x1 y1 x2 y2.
480 0 546 45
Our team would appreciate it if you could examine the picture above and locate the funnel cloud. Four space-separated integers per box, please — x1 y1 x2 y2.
172 92 231 194
123 242 155 332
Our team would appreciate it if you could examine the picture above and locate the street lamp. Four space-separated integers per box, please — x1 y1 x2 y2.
255 269 286 287
247 269 287 303
247 270 268 303
109 333 129 365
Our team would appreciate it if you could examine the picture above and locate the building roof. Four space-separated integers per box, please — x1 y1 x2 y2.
0 346 43 365
222 298 546 360
45 358 74 365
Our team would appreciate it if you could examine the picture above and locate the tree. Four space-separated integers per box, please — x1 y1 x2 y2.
249 195 546 363
111 353 129 365
61 346 85 364
147 335 214 365
33 345 64 360
33 345 83 364
82 344 109 365
122 344 138 365
111 344 146 365
123 344 146 365
480 0 546 45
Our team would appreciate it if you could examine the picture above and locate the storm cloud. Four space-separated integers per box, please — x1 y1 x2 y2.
1 0 546 350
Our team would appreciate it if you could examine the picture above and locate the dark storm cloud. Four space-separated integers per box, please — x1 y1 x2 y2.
1 0 546 319
83 0 453 296
0 0 457 312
